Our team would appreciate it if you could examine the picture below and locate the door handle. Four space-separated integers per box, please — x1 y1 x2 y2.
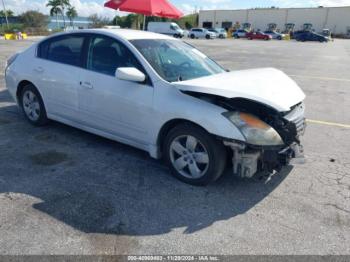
34 66 44 73
80 81 93 89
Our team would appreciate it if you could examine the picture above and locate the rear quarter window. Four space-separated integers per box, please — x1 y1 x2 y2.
37 40 49 59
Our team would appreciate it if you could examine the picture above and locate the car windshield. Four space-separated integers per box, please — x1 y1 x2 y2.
171 24 180 30
130 39 225 82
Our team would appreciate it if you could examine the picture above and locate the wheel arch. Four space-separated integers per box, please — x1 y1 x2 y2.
16 80 45 109
156 118 214 158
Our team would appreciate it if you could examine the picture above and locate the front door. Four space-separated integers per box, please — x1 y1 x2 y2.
78 34 154 144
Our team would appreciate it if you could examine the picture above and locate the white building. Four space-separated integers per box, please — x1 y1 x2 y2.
199 6 350 35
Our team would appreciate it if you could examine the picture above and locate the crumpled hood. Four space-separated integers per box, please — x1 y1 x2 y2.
174 68 305 112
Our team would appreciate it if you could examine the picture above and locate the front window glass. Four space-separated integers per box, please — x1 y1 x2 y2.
87 36 142 76
131 39 225 82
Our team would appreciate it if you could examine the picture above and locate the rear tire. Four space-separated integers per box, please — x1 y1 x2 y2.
163 123 227 186
20 83 48 126
190 34 195 39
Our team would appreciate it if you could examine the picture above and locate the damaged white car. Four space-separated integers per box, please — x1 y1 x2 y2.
5 29 306 185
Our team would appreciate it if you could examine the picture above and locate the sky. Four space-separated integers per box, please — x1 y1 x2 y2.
3 0 350 19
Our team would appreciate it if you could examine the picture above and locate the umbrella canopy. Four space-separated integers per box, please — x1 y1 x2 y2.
104 0 183 19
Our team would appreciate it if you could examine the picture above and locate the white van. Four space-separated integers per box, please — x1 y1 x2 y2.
147 22 184 38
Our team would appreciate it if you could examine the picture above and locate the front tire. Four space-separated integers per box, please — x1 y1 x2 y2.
205 34 210 39
190 34 195 39
163 123 227 186
20 83 48 126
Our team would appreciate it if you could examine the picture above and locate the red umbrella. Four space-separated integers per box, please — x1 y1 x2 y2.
104 0 183 29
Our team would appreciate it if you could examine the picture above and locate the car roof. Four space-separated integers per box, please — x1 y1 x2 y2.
47 28 176 41
91 28 175 40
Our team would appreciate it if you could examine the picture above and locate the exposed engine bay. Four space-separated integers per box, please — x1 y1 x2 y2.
183 91 306 178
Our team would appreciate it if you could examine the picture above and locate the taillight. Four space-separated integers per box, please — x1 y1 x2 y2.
6 53 19 69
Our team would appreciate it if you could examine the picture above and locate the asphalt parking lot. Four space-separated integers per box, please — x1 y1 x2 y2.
0 37 349 255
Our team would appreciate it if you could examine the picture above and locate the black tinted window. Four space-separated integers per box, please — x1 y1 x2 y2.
37 40 49 58
87 36 142 76
47 35 84 67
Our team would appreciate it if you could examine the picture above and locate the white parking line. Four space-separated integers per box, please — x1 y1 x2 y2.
307 119 350 128
290 74 350 82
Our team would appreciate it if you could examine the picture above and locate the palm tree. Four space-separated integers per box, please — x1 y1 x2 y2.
46 0 70 28
66 6 77 27
46 0 62 29
59 0 70 28
0 9 14 17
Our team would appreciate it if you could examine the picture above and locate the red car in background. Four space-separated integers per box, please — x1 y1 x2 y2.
246 31 272 40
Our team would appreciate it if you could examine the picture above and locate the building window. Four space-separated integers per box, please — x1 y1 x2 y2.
203 22 213 28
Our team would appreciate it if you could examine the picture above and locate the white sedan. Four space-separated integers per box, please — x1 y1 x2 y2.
5 29 306 185
188 28 216 39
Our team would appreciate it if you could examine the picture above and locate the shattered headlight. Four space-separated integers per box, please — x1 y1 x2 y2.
223 112 284 146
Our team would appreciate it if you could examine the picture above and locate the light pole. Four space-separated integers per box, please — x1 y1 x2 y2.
1 0 9 29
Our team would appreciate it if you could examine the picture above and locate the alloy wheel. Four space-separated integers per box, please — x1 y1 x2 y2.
169 135 209 179
22 90 40 121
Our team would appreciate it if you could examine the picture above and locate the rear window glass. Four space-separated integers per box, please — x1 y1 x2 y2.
38 35 85 67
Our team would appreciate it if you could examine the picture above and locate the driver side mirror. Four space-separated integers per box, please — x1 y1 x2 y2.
115 67 146 83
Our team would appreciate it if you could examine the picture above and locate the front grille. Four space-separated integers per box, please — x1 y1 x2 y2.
284 102 306 136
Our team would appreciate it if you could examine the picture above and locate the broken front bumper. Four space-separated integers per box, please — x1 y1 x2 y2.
224 141 304 178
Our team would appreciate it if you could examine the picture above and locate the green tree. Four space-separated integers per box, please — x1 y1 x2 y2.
46 0 62 29
19 10 49 28
46 0 70 28
88 14 110 28
112 14 142 29
59 0 70 27
66 6 77 27
0 10 14 17
184 21 192 29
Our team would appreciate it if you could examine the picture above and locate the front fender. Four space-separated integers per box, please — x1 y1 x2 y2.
150 83 246 149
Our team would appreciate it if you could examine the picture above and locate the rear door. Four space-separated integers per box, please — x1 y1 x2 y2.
35 34 86 120
78 34 154 144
